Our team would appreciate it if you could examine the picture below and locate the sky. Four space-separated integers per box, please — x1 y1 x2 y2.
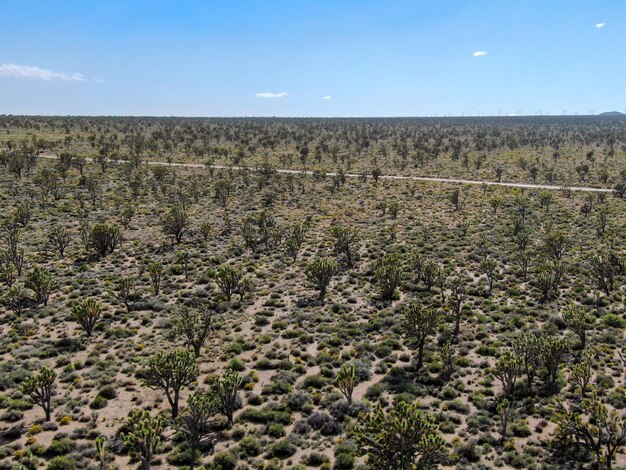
0 0 624 117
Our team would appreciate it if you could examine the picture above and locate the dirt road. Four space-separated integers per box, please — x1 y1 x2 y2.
38 154 613 193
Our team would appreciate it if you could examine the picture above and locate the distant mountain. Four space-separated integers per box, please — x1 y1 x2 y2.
599 111 625 116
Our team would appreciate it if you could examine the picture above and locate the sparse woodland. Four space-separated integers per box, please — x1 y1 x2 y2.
0 115 625 469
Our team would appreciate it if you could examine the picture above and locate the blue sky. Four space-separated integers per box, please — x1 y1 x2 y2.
0 0 624 117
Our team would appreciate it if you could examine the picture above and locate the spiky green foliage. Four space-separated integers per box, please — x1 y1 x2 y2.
89 223 122 257
120 409 165 470
512 333 541 388
147 261 163 295
143 350 199 419
493 352 522 397
71 298 103 337
336 363 358 406
330 224 360 268
376 252 403 300
20 366 56 421
215 264 248 302
352 401 448 469
562 304 591 349
47 225 71 258
553 398 626 470
571 352 594 398
448 276 467 338
403 302 442 371
172 305 214 358
497 398 511 442
25 266 57 306
161 202 188 243
113 275 138 313
208 370 242 428
95 436 106 470
540 335 569 392
177 389 219 470
305 257 338 300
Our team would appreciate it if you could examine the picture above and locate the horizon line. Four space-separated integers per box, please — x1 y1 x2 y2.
1 113 623 119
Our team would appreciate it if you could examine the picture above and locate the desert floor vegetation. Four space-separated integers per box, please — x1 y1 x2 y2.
0 115 625 469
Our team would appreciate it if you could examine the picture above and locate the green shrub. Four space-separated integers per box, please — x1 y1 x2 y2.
90 395 108 409
269 439 297 458
97 384 117 399
333 452 355 469
227 357 246 372
238 435 262 456
46 437 73 456
303 374 327 389
603 314 624 328
47 456 76 470
209 450 237 469
268 423 285 437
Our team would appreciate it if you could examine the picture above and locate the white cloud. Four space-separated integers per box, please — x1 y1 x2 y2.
255 92 288 98
0 63 86 81
323 96 332 100
94 77 104 83
473 51 487 57
595 22 605 28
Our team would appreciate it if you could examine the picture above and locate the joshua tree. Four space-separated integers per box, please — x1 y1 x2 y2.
113 275 139 313
413 254 439 291
199 221 211 243
335 363 358 405
539 191 553 211
177 390 219 470
120 409 165 470
493 352 522 397
513 249 532 280
25 266 57 306
3 284 26 315
449 187 464 211
376 252 403 300
161 202 188 244
562 304 591 349
371 167 382 184
176 250 190 279
512 333 541 389
147 261 163 295
89 223 122 257
208 370 242 428
490 197 502 214
285 222 307 263
305 257 337 301
71 298 103 337
330 224 360 268
352 402 448 469
542 229 572 262
121 205 135 228
215 264 250 302
571 352 593 398
540 335 569 393
214 179 232 208
20 366 56 421
587 251 616 296
172 305 214 357
553 398 626 470
497 398 511 443
448 277 467 338
47 226 71 258
388 201 400 219
143 349 199 419
438 342 455 382
95 436 106 470
403 302 442 371
480 257 497 292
